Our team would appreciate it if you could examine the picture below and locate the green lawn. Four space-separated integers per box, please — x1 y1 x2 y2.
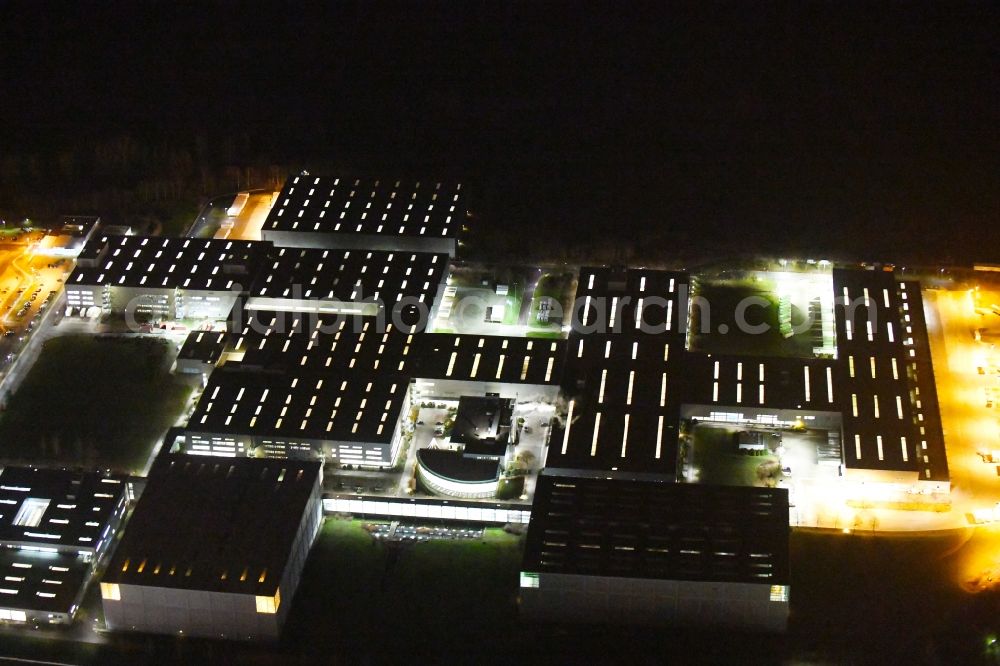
190 206 230 239
502 286 522 325
0 335 192 473
690 279 815 358
525 329 564 339
688 425 779 487
282 518 523 658
527 271 575 332
160 200 201 237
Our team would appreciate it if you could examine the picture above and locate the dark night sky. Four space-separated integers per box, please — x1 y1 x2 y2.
0 1 997 262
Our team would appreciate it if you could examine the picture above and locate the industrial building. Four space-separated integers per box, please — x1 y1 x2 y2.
245 246 449 321
544 265 949 502
545 266 691 478
261 175 463 256
34 215 101 258
184 366 410 466
0 467 129 625
520 472 790 632
415 449 502 499
180 310 415 465
174 329 228 375
412 395 517 500
411 333 566 402
100 456 322 641
831 269 949 490
65 235 268 320
450 395 515 454
178 308 563 469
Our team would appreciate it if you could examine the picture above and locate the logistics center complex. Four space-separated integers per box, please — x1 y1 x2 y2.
20 172 951 639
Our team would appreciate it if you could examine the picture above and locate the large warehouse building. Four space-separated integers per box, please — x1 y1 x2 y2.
66 235 268 320
261 175 463 256
520 472 790 632
546 266 949 501
244 245 449 321
100 456 322 641
51 174 955 640
545 266 692 478
180 310 415 465
178 307 566 468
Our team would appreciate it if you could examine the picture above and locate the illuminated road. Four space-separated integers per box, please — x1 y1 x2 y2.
2 251 38 326
216 191 276 241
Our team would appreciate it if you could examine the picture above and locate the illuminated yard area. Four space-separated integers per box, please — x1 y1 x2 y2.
685 424 783 487
683 423 836 489
0 335 192 473
187 191 277 241
923 285 1000 522
431 263 575 338
525 270 576 335
0 229 69 336
689 270 835 358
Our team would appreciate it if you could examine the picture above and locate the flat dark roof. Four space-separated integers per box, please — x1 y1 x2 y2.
544 267 692 476
417 449 500 483
833 269 948 479
227 311 417 378
264 175 462 240
412 333 566 385
103 455 319 596
544 265 949 482
69 235 268 291
249 246 448 308
546 344 682 476
450 395 513 446
177 330 228 364
573 266 691 334
0 467 127 551
188 365 408 445
673 354 840 411
524 473 790 585
0 548 89 615
898 283 948 480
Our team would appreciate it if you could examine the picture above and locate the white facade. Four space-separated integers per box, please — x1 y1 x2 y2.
182 395 406 468
412 377 560 403
323 496 531 524
415 460 499 499
64 284 239 321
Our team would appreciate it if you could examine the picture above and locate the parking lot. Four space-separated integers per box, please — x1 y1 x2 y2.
0 231 74 371
366 522 485 542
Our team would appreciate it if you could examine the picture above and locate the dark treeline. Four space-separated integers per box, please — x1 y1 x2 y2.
0 132 300 234
2 127 994 269
0 3 996 265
